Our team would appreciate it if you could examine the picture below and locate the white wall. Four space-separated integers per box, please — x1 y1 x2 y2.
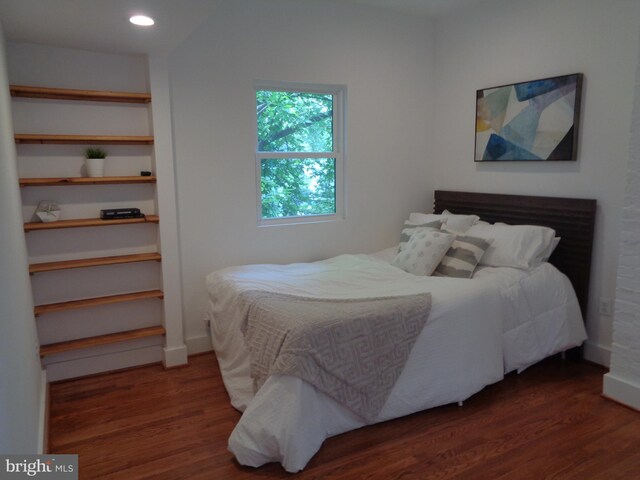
169 0 434 343
0 25 44 454
6 43 168 380
148 54 188 364
431 0 640 365
604 31 640 410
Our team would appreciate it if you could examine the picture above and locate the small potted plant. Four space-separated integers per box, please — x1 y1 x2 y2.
84 147 107 177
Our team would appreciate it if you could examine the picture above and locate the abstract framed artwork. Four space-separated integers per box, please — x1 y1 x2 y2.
475 73 583 161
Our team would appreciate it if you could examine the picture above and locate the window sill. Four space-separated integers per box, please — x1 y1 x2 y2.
258 214 344 228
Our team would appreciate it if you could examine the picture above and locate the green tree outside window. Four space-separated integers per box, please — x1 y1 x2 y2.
257 90 337 219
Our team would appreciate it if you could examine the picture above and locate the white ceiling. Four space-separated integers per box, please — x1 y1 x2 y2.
345 0 486 16
0 0 486 56
0 0 220 55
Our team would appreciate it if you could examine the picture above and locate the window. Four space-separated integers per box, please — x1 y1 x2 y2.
255 82 345 225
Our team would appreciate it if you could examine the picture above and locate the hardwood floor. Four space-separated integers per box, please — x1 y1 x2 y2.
49 354 640 479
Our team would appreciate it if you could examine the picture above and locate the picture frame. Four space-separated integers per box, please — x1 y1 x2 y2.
475 73 583 162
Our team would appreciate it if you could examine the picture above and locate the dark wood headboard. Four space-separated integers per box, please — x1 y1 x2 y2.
434 190 596 317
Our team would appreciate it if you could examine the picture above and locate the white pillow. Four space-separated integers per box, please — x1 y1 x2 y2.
493 223 560 264
466 223 556 269
393 229 455 276
398 220 442 252
539 236 561 262
409 210 479 234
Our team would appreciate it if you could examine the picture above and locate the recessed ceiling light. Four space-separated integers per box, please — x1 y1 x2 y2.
129 15 155 26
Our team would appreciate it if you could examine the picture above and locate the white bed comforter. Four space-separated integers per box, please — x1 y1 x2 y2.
206 249 586 472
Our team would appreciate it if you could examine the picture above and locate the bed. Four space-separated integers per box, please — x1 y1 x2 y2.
206 190 597 472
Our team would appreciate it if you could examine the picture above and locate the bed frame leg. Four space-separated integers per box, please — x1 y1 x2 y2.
561 351 566 361
458 401 463 407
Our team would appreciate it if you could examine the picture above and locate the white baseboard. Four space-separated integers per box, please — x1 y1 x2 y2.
583 341 611 367
185 334 213 356
603 373 640 411
46 344 163 382
38 369 47 454
43 336 209 381
163 344 188 368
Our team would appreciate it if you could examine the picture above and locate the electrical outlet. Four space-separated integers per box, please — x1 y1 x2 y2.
600 298 613 316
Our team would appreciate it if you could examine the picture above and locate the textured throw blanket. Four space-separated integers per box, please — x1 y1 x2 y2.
240 290 432 422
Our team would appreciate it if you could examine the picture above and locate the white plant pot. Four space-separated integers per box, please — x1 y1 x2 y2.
85 157 105 177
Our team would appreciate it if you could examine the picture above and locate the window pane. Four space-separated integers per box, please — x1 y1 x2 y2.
257 90 333 152
261 158 336 219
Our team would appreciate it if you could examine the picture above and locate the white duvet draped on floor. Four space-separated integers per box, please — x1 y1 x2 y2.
206 248 586 472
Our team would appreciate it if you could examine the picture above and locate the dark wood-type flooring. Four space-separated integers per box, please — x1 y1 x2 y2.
49 353 640 479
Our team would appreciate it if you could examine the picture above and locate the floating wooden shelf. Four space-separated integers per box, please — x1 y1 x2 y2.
34 289 164 317
10 85 151 104
30 253 162 274
20 176 157 187
24 215 159 232
14 134 154 145
39 325 165 358
15 83 166 371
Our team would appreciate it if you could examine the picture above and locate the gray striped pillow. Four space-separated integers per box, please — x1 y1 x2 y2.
434 235 492 278
398 220 443 253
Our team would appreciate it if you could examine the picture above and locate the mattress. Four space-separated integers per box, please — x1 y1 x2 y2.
205 248 586 472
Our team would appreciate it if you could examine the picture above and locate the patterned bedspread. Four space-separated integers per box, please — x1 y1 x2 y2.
240 290 432 421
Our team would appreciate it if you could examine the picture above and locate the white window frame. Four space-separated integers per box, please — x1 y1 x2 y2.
255 80 346 226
